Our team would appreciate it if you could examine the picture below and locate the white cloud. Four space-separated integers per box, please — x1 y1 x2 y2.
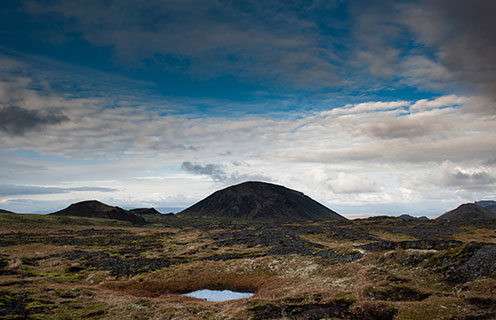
430 162 496 190
399 56 455 90
410 94 467 112
322 100 410 116
326 172 381 194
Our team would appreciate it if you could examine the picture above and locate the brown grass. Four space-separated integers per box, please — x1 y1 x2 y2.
453 227 496 243
369 230 418 241
104 259 276 298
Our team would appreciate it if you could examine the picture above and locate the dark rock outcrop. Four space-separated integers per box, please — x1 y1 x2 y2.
436 203 496 220
366 285 430 301
248 299 356 320
213 229 322 255
63 250 183 277
358 240 463 252
50 200 145 224
178 181 346 221
446 243 496 283
248 298 396 320
315 250 364 262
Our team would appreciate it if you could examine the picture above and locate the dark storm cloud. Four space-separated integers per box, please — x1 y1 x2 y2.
402 0 496 105
344 0 496 108
181 162 226 181
181 161 270 184
0 106 69 136
358 114 450 140
440 168 496 189
0 184 117 196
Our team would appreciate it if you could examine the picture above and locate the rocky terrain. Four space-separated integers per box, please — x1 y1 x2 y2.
178 181 346 221
1 210 496 319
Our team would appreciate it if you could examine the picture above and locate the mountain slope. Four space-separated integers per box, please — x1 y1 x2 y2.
475 200 496 213
51 200 145 223
398 214 429 221
129 208 161 215
178 181 346 221
436 203 496 220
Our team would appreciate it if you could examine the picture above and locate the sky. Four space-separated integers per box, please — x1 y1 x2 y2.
1 0 495 217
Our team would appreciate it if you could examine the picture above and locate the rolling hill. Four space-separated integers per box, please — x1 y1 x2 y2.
50 200 145 224
436 203 496 220
178 181 346 221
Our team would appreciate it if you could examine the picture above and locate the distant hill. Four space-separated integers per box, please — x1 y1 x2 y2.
51 200 145 224
398 214 429 221
178 181 346 221
0 209 14 214
475 200 496 213
129 208 161 215
436 203 496 220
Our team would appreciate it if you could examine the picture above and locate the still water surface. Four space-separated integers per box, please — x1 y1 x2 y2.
181 289 254 301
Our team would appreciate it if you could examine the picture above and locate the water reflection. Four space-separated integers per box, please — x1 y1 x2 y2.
181 289 254 301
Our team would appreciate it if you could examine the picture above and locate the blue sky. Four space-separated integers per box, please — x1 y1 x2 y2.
1 0 495 217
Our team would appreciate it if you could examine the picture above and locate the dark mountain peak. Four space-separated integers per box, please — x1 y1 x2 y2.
231 181 303 192
66 200 117 212
0 209 14 214
51 200 145 224
436 203 496 220
178 181 346 221
129 208 161 215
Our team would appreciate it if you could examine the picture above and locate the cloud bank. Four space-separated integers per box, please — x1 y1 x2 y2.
0 184 116 196
1 67 494 215
181 161 270 185
0 106 69 136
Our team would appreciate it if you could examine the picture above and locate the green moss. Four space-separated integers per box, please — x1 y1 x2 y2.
36 271 81 283
0 315 26 320
25 301 44 310
54 289 77 299
422 242 486 269
334 292 356 304
290 306 303 314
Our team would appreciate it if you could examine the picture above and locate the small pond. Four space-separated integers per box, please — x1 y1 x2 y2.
181 289 254 302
